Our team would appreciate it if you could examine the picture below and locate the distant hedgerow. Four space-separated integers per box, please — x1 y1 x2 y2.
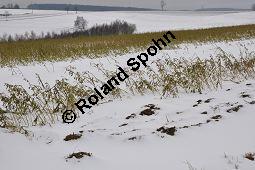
0 19 136 42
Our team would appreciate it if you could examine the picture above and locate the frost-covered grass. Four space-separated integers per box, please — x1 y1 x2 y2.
0 24 255 66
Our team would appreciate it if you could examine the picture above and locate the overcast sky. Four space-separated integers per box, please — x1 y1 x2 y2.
1 0 254 9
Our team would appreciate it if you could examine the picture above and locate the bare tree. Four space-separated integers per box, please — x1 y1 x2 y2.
161 0 166 11
65 6 70 14
252 4 255 11
74 6 78 14
1 3 19 9
30 31 37 40
14 4 20 9
6 3 13 9
4 11 9 21
24 32 30 39
74 16 88 31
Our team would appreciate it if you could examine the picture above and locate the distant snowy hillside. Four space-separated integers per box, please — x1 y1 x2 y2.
0 9 255 36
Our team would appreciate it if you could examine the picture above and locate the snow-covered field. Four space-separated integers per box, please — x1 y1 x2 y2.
0 9 255 36
0 79 255 170
1 39 254 92
0 9 255 170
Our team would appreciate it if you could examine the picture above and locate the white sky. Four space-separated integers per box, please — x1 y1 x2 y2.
0 0 254 9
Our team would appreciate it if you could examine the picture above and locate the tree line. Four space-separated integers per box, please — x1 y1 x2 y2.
1 3 20 9
0 18 136 42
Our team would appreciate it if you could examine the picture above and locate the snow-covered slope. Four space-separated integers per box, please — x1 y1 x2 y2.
0 38 254 92
0 37 255 170
0 79 255 170
0 9 255 36
0 10 255 170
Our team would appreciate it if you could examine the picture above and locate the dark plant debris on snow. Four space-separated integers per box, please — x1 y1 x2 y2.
64 133 82 141
67 152 92 159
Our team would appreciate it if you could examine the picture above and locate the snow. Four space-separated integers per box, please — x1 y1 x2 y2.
0 37 255 169
0 9 255 170
0 9 255 36
0 38 254 92
0 79 255 170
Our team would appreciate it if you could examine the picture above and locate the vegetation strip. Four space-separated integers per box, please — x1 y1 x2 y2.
62 31 176 123
0 24 255 66
1 50 254 129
